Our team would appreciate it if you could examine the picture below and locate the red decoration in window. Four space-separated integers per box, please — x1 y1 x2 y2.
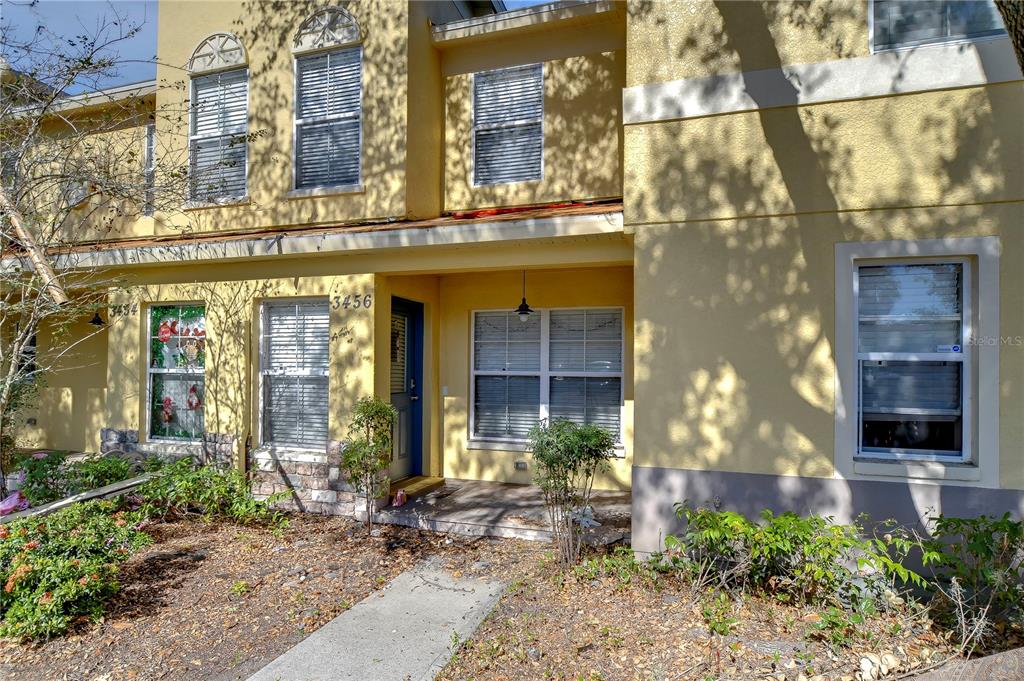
186 384 202 411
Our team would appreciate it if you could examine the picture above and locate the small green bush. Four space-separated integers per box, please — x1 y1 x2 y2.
574 546 666 587
665 504 922 606
341 396 397 533
17 452 136 506
920 513 1024 628
528 419 616 566
0 500 150 640
136 458 285 525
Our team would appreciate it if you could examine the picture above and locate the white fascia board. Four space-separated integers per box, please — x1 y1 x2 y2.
36 210 625 270
624 36 1022 125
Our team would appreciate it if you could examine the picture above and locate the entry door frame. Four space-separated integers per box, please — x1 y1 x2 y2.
391 296 424 478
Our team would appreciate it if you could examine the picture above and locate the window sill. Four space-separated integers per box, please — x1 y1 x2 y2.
467 439 626 459
251 445 326 463
135 441 202 457
182 196 250 211
286 184 364 200
853 459 981 482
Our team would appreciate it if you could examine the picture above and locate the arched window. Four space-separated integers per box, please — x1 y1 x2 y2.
292 8 363 191
188 34 249 202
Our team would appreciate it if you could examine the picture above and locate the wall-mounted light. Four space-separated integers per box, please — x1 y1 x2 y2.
89 312 105 326
515 270 534 323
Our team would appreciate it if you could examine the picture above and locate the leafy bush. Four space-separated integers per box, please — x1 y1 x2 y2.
664 504 921 606
136 458 285 525
0 500 150 640
575 546 666 588
528 419 616 566
17 451 136 506
919 513 1024 648
341 396 397 533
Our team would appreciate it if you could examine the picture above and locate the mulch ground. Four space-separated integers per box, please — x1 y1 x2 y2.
0 514 523 681
438 547 969 681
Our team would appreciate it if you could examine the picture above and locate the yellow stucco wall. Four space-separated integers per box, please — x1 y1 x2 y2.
439 267 634 490
149 0 411 237
103 274 376 466
626 0 870 87
626 0 1024 490
444 50 624 211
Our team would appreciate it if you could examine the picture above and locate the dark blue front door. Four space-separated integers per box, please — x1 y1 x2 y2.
389 297 423 480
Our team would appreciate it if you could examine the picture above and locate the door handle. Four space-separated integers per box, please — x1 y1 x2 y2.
410 395 419 401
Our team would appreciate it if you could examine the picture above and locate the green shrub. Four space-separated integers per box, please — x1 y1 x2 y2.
665 504 922 606
574 546 665 587
341 396 397 533
0 500 150 640
528 419 616 566
17 452 136 506
136 458 286 525
920 513 1024 628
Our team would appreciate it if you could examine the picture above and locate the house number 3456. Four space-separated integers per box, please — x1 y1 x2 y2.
331 293 373 310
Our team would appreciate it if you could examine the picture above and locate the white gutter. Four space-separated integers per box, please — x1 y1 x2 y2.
432 0 615 43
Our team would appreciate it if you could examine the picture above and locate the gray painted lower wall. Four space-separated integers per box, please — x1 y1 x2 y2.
630 466 1024 554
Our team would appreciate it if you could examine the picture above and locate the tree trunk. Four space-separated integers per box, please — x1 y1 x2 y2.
0 186 69 306
996 0 1024 75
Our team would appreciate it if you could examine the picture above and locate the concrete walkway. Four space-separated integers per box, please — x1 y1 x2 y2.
246 558 505 681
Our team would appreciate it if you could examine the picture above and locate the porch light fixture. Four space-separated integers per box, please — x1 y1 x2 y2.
515 270 534 323
89 312 105 327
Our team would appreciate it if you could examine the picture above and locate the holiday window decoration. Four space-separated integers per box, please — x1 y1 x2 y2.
148 304 206 439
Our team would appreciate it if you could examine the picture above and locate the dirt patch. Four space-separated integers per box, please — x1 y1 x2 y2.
438 547 967 681
0 514 521 681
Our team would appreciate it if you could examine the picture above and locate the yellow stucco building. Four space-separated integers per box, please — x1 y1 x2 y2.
13 0 1024 553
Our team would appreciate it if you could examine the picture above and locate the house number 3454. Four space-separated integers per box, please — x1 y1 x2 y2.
331 293 373 310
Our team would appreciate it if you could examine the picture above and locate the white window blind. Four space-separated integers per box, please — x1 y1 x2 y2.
190 68 248 201
261 300 330 448
473 63 543 186
472 308 623 442
857 263 969 460
872 0 1005 51
295 47 362 189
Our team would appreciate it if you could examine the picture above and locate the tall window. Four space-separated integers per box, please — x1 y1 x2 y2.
856 262 970 461
260 300 330 448
472 63 543 186
189 68 248 201
294 47 362 189
148 305 206 441
143 123 156 216
872 0 1006 51
472 308 623 441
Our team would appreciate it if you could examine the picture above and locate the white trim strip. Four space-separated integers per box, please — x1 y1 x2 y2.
44 210 625 270
624 37 1022 125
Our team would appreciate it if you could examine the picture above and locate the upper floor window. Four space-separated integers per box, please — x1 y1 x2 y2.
293 7 363 191
473 63 543 186
871 0 1006 52
143 123 156 216
188 33 249 202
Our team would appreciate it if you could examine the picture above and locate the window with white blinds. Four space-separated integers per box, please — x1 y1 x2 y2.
189 68 248 201
856 262 970 461
472 63 543 186
871 0 1006 51
471 308 623 441
260 300 330 449
143 123 155 216
295 47 362 189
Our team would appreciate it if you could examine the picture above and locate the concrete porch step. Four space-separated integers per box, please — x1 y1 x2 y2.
389 475 444 499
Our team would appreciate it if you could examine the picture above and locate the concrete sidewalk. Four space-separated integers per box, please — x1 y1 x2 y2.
246 558 505 681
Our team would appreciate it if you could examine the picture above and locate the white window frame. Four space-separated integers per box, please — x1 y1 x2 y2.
188 67 249 203
854 257 972 463
469 307 625 446
143 122 156 216
145 302 206 444
291 45 363 193
834 237 1000 486
470 62 545 188
257 298 330 451
868 0 1008 54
